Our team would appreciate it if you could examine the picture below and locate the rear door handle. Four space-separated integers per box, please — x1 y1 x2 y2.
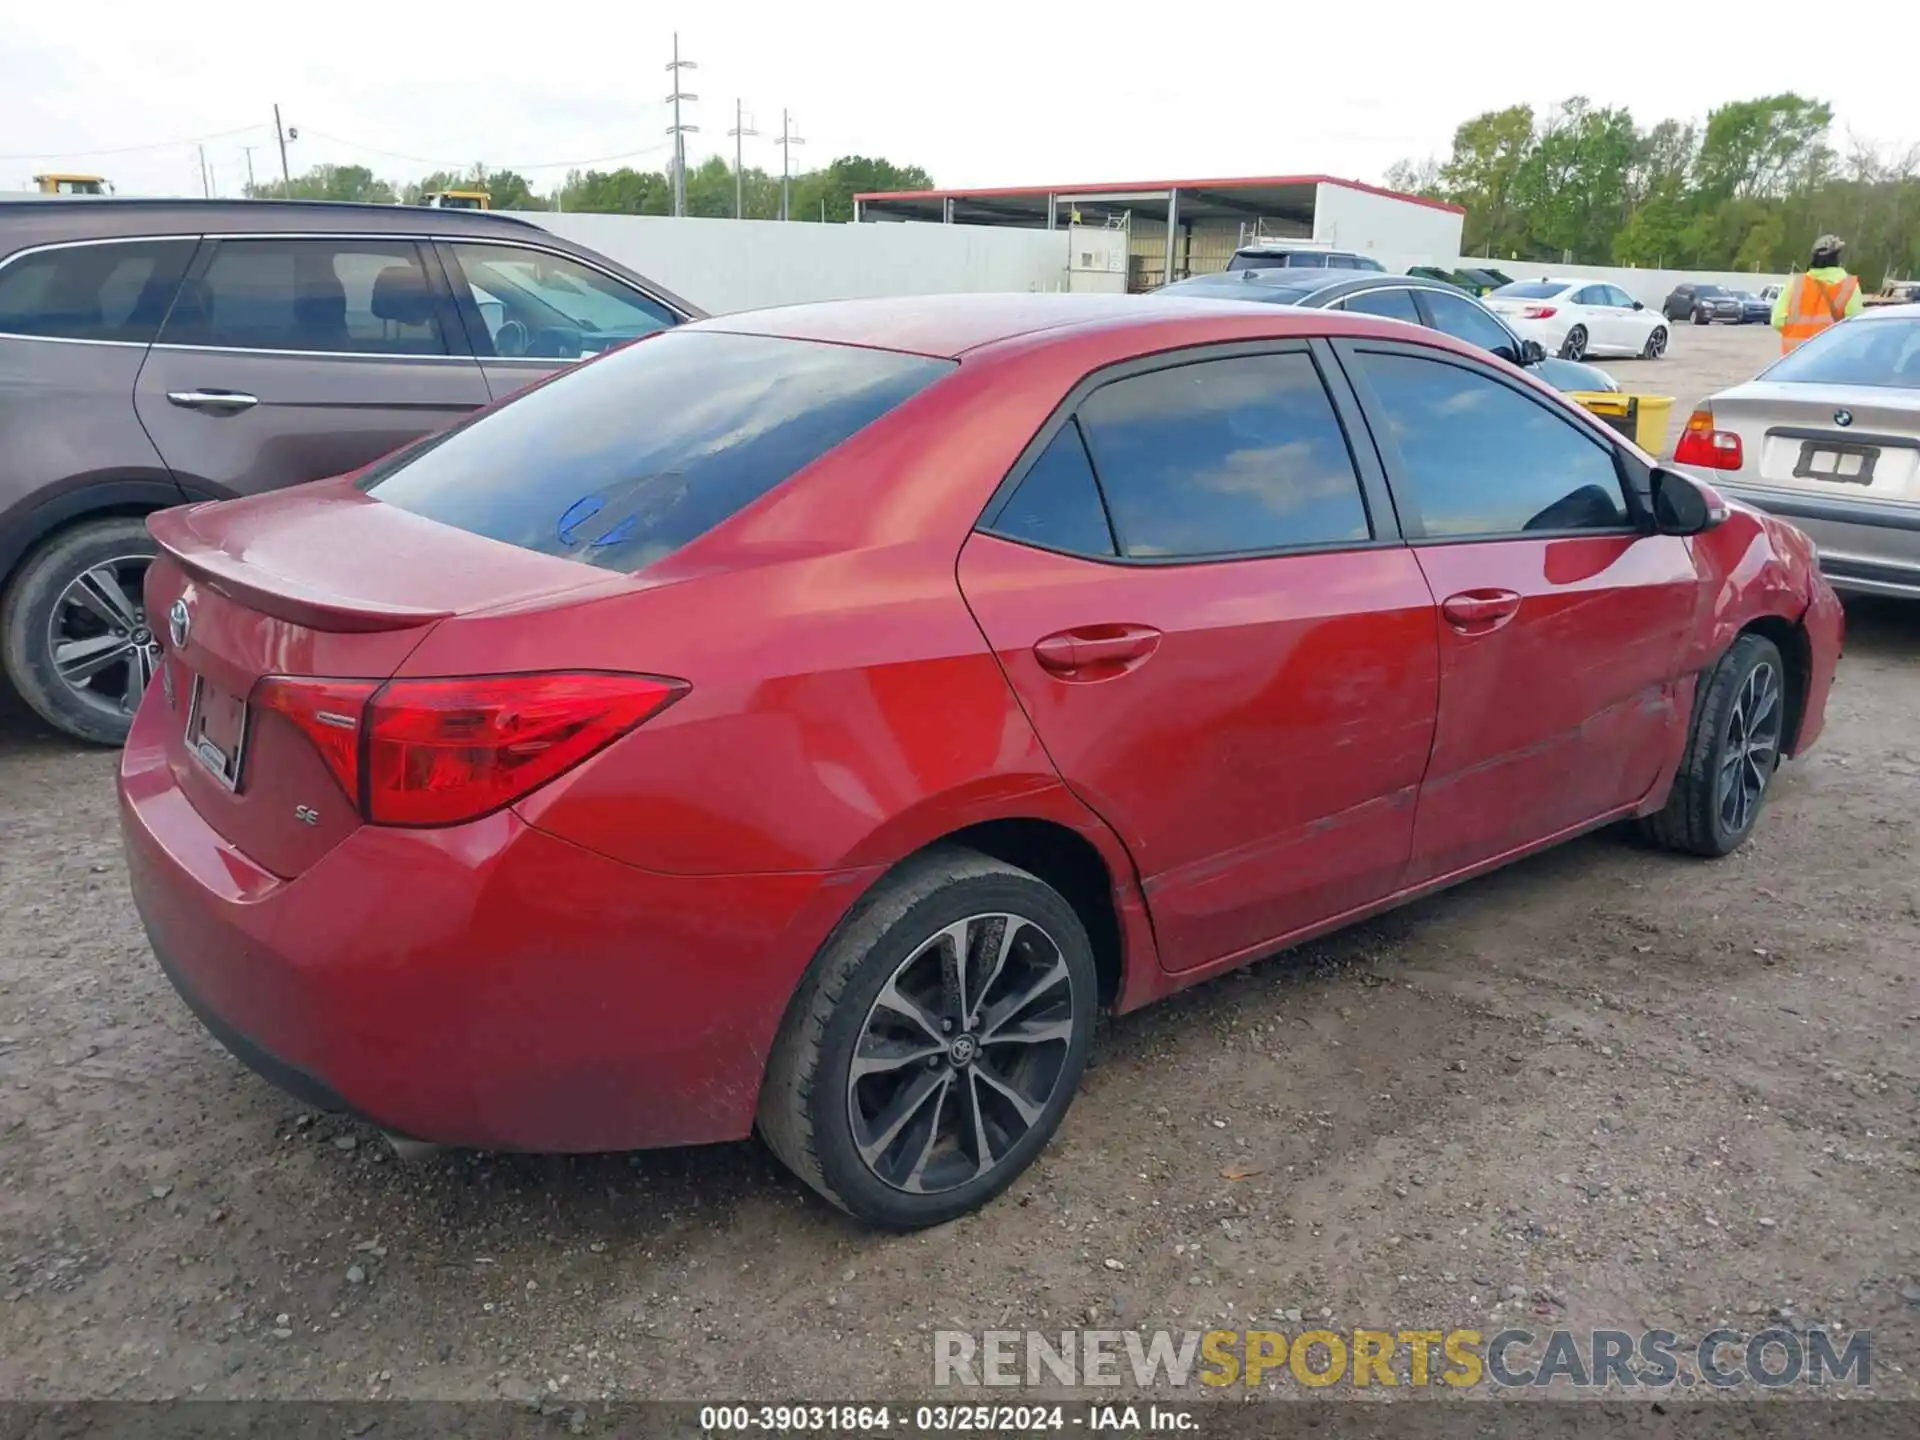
167 390 259 412
1034 624 1162 677
1440 589 1522 631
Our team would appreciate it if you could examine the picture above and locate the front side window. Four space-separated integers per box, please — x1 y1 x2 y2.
445 243 676 361
1421 290 1519 359
1605 285 1639 309
0 239 194 343
1075 352 1371 559
159 239 446 355
1352 351 1630 537
363 330 952 573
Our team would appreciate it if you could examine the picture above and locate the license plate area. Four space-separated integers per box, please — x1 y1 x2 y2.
1793 440 1878 485
185 674 249 791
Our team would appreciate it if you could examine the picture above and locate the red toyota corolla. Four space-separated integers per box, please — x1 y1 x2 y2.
119 294 1843 1230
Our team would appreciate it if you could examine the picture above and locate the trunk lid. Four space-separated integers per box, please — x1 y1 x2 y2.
1709 383 1920 504
144 479 630 878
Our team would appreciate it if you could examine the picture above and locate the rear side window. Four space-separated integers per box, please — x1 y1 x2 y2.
160 238 447 355
1076 352 1371 558
1340 288 1423 324
1421 290 1519 358
364 330 953 572
0 239 194 343
991 421 1116 557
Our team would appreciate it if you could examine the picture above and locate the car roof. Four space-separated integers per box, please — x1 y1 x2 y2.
1235 243 1355 256
698 291 1437 360
0 197 545 249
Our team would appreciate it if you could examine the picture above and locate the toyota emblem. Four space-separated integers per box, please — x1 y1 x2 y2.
167 598 191 650
1834 408 1854 428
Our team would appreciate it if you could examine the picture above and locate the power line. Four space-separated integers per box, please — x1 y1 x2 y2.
0 123 268 162
296 128 672 174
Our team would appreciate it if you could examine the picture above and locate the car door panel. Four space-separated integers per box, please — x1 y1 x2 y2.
961 535 1439 970
1336 339 1701 881
132 237 489 498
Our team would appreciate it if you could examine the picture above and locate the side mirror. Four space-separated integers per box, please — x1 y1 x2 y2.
1632 300 1646 311
1650 467 1726 535
1519 338 1547 365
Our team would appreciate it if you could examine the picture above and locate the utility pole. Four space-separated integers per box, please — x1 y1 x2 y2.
197 144 211 199
240 145 259 194
777 109 805 222
272 104 292 188
664 33 698 217
728 99 758 219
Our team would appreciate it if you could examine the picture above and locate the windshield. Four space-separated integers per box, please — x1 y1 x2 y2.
1490 282 1566 299
1764 317 1920 389
363 330 954 572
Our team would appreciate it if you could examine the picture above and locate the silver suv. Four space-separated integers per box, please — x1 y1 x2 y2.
0 198 699 743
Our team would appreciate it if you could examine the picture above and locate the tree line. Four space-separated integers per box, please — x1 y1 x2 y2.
1385 92 1920 284
245 154 933 224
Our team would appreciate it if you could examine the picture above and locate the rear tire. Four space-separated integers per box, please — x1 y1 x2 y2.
758 847 1097 1230
1 516 161 746
1642 634 1786 858
1642 326 1668 359
1560 326 1588 361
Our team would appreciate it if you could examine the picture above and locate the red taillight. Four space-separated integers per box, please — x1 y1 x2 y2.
1672 407 1744 470
1522 304 1559 319
255 677 380 801
252 672 686 827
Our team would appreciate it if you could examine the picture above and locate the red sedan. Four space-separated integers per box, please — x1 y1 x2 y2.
119 294 1843 1230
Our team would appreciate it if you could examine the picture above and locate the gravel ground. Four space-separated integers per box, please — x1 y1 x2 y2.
3 318 1916 1407
1590 316 1778 455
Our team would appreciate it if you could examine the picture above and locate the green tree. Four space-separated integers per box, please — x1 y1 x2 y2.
1512 98 1637 262
790 155 934 223
1437 105 1537 256
1695 94 1834 200
555 166 672 214
1382 156 1444 199
249 163 397 203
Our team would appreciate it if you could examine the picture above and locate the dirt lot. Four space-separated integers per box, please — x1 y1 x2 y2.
3 318 1917 1406
1590 314 1779 454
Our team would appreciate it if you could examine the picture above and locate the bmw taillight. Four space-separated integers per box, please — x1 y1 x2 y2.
1522 304 1559 319
1673 406 1744 470
253 672 686 827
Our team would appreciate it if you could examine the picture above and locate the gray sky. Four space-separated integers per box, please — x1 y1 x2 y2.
6 0 1913 200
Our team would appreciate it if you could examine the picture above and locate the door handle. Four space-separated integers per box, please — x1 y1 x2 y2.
1033 625 1161 677
1440 589 1522 631
166 390 259 412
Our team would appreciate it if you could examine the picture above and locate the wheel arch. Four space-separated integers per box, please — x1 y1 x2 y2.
0 474 191 594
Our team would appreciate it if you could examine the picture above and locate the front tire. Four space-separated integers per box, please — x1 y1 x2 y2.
1642 326 1668 359
1 516 162 746
758 848 1097 1230
1642 634 1787 857
1693 309 1712 325
1560 325 1588 361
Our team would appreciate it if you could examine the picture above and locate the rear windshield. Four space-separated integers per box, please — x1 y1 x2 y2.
1765 317 1920 389
1490 282 1566 299
1158 274 1314 306
1227 251 1326 272
362 330 953 571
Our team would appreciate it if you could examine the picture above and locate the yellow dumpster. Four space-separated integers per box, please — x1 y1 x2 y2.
1567 391 1677 456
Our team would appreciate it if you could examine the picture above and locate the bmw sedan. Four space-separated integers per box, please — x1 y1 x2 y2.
121 295 1842 1231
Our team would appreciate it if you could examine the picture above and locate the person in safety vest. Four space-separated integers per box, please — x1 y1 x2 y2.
1772 234 1862 352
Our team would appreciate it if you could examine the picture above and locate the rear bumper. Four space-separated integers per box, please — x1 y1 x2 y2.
1716 483 1920 600
118 703 879 1152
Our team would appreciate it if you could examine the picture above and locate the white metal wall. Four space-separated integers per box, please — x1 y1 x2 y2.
510 212 1072 314
1313 184 1464 267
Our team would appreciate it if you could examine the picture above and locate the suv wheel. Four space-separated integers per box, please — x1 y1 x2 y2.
1 517 162 745
758 848 1097 1230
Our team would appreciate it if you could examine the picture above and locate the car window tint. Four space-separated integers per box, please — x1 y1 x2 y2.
0 239 194 343
160 239 446 354
1076 353 1370 558
1353 351 1629 537
446 243 675 363
1607 286 1638 308
1571 286 1605 306
1420 290 1517 357
1492 281 1565 299
1341 287 1423 324
363 330 952 573
990 420 1116 557
1325 254 1359 269
1766 316 1920 389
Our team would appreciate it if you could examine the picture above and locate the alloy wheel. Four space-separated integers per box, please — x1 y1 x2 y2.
1645 328 1667 359
47 555 160 721
1716 661 1782 835
846 912 1076 1194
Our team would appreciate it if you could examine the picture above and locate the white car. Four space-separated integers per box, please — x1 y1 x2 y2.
1483 279 1670 362
1675 304 1920 599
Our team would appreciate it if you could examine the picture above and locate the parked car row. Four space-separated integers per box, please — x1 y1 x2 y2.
1482 279 1670 361
0 199 700 743
1662 282 1772 325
